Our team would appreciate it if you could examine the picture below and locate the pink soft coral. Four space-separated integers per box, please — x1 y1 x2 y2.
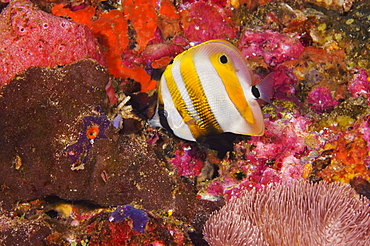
205 112 311 200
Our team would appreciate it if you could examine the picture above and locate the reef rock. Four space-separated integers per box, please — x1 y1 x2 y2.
0 59 215 231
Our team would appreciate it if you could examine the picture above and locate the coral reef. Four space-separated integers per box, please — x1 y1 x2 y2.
306 87 339 113
169 143 205 178
0 0 369 244
238 30 305 67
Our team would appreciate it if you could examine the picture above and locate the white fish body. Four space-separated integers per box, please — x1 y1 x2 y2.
150 39 272 143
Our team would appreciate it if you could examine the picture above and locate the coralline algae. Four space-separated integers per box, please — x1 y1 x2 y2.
238 30 305 67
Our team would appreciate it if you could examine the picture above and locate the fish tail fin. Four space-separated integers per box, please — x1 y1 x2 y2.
255 72 275 103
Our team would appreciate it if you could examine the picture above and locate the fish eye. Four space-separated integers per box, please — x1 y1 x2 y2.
251 85 260 99
219 55 228 64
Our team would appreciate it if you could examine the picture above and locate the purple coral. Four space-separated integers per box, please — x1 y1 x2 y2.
238 30 304 66
306 87 339 113
66 108 110 165
109 205 149 233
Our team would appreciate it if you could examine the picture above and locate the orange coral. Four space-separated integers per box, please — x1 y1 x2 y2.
159 0 180 19
123 0 158 53
179 8 196 31
157 0 181 39
86 125 99 139
52 4 95 27
318 134 370 183
52 4 157 92
91 10 128 59
285 47 346 70
335 136 367 167
302 163 313 179
151 56 173 69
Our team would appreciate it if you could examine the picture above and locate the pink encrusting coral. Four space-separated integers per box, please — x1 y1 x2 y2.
238 30 305 66
0 0 105 86
359 119 370 153
169 144 204 177
179 1 238 42
249 113 312 180
306 87 339 113
205 111 314 199
348 67 370 103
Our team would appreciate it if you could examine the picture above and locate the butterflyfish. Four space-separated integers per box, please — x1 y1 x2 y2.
149 39 273 149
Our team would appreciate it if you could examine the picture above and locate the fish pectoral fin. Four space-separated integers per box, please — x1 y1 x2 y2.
148 111 162 128
255 72 275 103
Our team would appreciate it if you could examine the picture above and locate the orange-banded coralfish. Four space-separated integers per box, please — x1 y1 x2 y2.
149 39 273 148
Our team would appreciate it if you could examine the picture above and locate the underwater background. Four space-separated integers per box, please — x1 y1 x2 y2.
0 0 369 245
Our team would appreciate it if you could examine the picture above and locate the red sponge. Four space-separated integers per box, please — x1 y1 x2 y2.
0 0 106 86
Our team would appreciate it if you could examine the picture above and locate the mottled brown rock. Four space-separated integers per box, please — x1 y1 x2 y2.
0 214 51 246
350 176 370 200
0 59 218 231
0 59 110 208
0 59 171 208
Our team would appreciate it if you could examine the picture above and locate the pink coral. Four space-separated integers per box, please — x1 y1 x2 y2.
238 30 304 66
204 181 370 246
122 42 184 70
205 112 312 200
169 144 204 177
348 68 370 102
180 0 238 42
0 0 105 86
359 119 370 152
251 114 309 166
306 87 339 113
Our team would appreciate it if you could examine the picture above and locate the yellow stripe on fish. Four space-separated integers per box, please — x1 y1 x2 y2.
179 49 222 134
150 39 273 143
